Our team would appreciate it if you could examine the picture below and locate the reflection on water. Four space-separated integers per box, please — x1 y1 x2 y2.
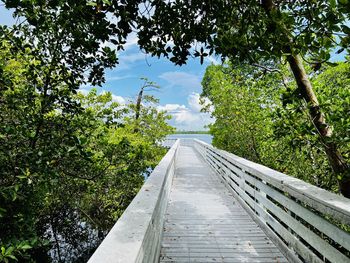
166 134 212 144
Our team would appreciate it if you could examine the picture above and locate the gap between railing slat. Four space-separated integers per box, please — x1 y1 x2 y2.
194 139 350 263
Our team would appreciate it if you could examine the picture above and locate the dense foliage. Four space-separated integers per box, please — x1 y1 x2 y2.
3 0 350 64
201 62 350 192
1 0 350 261
0 38 173 262
2 0 350 196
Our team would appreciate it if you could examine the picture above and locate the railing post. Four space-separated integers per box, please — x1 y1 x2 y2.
192 139 350 263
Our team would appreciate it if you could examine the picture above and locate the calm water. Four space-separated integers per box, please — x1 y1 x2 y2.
166 133 213 144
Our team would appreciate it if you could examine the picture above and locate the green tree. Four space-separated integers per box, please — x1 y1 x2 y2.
136 0 350 196
0 2 176 261
201 62 350 193
3 0 350 197
201 63 273 163
0 37 173 261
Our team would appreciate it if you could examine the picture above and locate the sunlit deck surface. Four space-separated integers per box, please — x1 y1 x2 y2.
89 139 350 263
160 145 287 263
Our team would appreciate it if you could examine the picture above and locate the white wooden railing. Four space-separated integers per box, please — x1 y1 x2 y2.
161 138 178 148
194 139 350 263
161 138 194 148
88 140 179 263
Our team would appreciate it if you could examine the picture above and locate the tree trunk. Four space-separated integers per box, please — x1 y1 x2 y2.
287 55 350 197
261 0 350 197
135 87 143 121
133 86 144 133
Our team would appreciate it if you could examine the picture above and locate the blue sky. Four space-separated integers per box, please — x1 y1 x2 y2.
0 5 216 130
0 5 346 130
94 32 217 130
99 34 217 131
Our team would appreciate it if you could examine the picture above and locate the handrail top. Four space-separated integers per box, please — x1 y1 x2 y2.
194 139 350 225
88 139 180 263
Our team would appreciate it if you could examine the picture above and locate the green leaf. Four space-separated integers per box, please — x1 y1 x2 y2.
20 244 32 250
5 247 14 255
87 1 97 6
7 255 17 261
341 25 350 35
329 0 336 8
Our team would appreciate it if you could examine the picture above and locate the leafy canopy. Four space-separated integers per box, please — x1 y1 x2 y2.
0 37 174 262
201 62 349 192
4 0 350 66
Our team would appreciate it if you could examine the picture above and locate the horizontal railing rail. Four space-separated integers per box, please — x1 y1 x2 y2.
88 140 180 263
194 139 350 263
160 138 178 148
178 138 195 147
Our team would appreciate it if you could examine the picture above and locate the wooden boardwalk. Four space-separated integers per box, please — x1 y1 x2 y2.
160 145 288 263
89 139 350 263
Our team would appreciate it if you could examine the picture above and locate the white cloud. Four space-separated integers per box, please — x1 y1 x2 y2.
111 94 126 104
159 71 201 90
173 109 200 123
124 32 139 50
120 52 146 63
188 92 213 113
187 92 202 112
105 74 134 81
111 48 148 72
158 93 214 131
157 104 187 111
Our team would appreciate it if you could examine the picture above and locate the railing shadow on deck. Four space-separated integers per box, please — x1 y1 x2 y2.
194 139 350 263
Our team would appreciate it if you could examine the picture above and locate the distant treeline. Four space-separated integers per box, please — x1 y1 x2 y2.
174 131 210 134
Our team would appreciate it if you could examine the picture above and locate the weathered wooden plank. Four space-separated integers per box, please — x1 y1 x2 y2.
161 243 279 249
205 144 350 263
162 238 274 244
196 140 350 225
160 258 288 263
223 177 319 263
242 169 350 252
243 182 349 263
214 154 350 257
163 232 267 237
162 251 286 257
164 223 259 228
162 249 281 255
160 145 287 263
194 139 350 263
